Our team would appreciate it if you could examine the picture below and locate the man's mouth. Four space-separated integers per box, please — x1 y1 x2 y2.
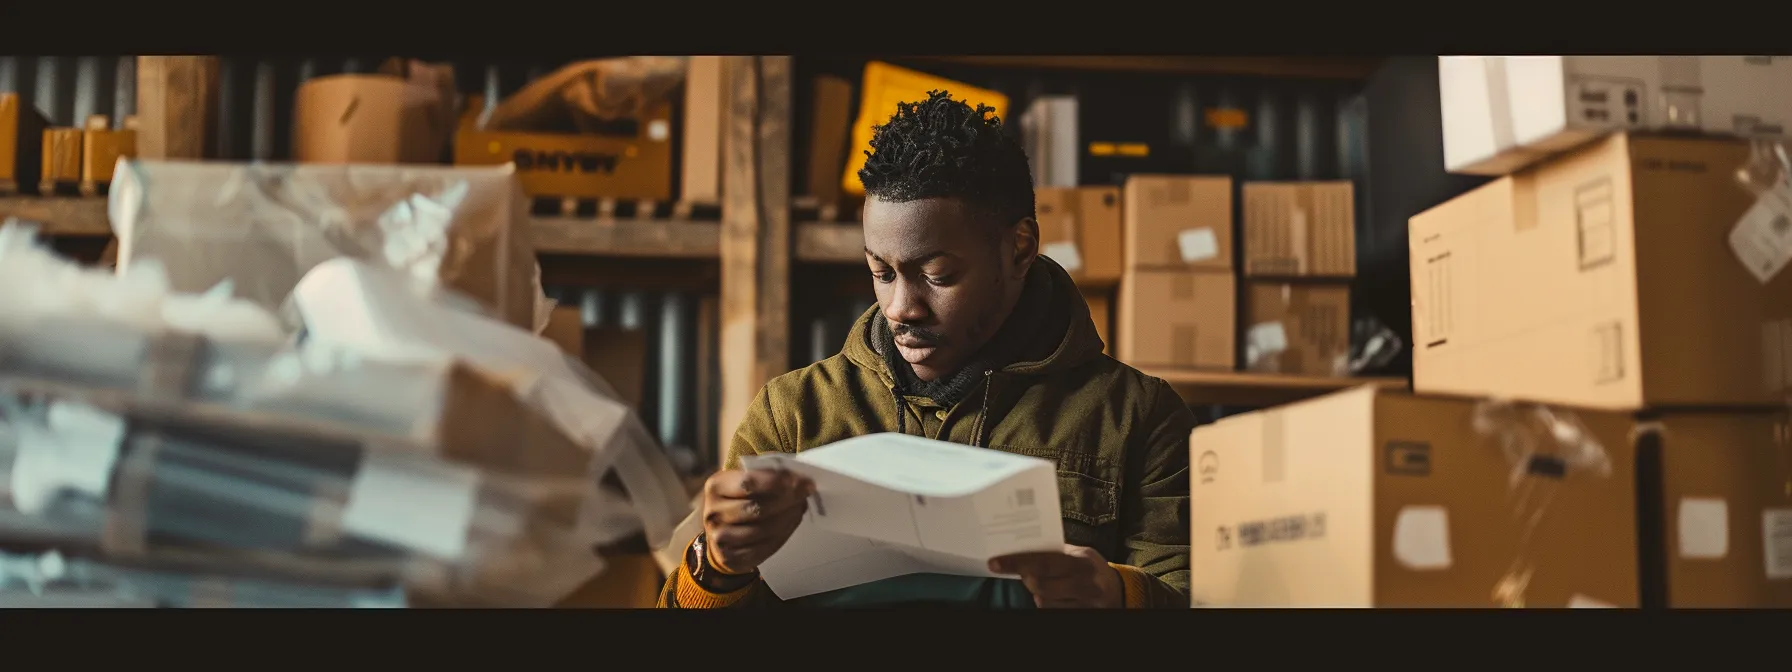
893 330 942 363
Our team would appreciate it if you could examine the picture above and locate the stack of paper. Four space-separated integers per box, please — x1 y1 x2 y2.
741 433 1063 599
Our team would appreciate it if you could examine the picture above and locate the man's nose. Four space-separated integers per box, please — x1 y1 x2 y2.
883 279 931 325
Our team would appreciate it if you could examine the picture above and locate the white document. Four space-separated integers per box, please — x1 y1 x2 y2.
740 433 1063 599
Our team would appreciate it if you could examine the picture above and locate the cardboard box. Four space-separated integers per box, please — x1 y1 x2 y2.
681 56 727 205
1123 175 1232 271
1647 412 1792 608
1188 386 1641 607
40 128 82 188
1243 282 1350 377
543 306 585 358
1242 181 1356 278
1020 96 1078 189
455 102 674 202
1083 288 1113 356
1409 133 1792 411
1115 268 1233 369
80 115 135 189
585 327 649 410
1037 186 1123 285
804 75 854 205
294 74 455 165
1440 56 1792 176
0 93 46 192
541 305 648 409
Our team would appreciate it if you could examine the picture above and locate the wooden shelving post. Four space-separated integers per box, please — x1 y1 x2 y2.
716 56 793 466
135 56 219 160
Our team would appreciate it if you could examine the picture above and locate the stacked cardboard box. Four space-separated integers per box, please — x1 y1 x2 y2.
1239 182 1356 377
1115 175 1235 369
1190 60 1792 608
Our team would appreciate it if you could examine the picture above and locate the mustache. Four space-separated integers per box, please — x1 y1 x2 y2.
891 323 945 344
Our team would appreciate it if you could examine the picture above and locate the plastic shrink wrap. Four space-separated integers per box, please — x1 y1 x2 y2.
0 222 686 606
106 159 552 334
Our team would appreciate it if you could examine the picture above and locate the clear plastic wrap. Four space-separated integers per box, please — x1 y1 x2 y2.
1470 399 1614 608
106 159 553 334
0 221 687 551
291 258 691 548
482 56 687 133
0 549 406 608
0 397 627 607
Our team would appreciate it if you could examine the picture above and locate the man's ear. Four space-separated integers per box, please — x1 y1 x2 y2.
1010 217 1040 278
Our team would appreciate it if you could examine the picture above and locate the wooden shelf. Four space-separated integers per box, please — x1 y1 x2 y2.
1145 368 1409 408
795 221 864 264
906 56 1384 81
531 217 720 259
0 196 110 236
0 196 725 259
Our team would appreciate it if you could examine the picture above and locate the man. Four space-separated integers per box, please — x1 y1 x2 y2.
658 90 1193 608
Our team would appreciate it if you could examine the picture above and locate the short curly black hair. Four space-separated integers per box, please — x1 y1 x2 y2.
857 90 1035 231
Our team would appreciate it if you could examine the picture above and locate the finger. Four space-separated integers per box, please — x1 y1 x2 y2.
705 490 808 526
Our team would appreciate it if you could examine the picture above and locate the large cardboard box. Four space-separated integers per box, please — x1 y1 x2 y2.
1037 186 1123 285
294 74 456 165
1647 412 1792 608
1243 281 1350 377
455 101 674 202
1440 56 1792 176
1409 133 1792 411
1242 181 1356 278
1189 386 1641 607
1124 175 1233 271
0 92 46 192
1115 268 1233 369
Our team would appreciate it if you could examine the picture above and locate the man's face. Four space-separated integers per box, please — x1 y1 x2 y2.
862 196 1034 382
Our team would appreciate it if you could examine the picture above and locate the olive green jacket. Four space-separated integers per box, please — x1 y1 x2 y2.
659 258 1194 608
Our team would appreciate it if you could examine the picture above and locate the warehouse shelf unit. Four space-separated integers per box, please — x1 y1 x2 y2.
0 55 1409 470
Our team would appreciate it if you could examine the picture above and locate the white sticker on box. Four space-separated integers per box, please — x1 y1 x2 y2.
1177 228 1220 263
342 453 481 560
1677 497 1730 560
1567 593 1616 608
648 119 671 142
1245 322 1289 368
1041 241 1084 273
1763 508 1792 579
1728 183 1792 283
1392 506 1452 570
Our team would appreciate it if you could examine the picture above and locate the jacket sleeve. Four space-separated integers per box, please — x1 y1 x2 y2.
1110 378 1196 608
656 385 790 608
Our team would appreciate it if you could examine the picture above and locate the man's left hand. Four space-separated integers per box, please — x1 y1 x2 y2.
989 544 1124 609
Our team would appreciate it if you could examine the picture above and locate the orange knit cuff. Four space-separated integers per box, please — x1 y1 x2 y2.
673 538 757 608
1109 563 1153 609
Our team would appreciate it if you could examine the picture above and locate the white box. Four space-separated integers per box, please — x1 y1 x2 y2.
1020 96 1078 189
1439 55 1792 176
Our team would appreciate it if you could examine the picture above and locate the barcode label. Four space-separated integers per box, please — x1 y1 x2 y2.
1014 488 1035 507
1764 509 1792 579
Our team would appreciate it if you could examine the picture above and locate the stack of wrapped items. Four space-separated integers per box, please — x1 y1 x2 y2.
1187 57 1792 608
0 160 691 607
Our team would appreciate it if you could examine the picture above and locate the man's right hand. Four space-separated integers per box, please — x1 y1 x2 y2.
700 468 815 574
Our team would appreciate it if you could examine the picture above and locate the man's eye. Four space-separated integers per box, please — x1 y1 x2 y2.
873 271 896 283
925 275 953 286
